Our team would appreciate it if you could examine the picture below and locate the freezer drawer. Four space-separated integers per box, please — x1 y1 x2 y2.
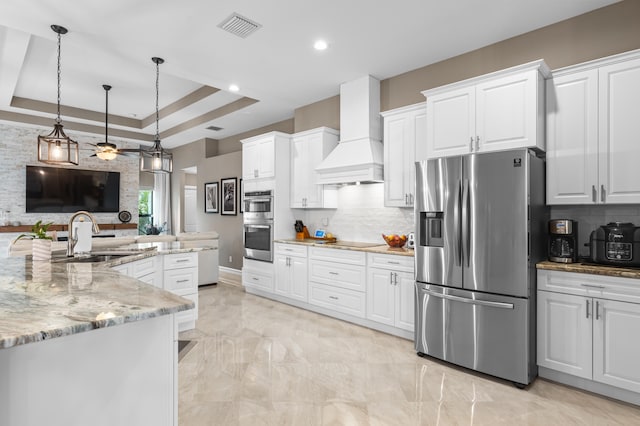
415 282 533 385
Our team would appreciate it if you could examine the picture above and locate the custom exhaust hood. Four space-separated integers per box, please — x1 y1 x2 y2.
315 75 383 184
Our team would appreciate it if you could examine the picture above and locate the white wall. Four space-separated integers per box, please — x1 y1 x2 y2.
301 183 414 243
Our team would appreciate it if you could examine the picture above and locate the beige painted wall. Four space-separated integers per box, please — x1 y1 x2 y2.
196 151 243 270
294 96 340 133
214 119 294 155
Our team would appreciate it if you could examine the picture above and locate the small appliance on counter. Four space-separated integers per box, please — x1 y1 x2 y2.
548 219 578 263
407 232 415 249
590 222 640 267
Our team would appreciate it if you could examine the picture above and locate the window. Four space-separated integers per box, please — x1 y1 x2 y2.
138 189 153 235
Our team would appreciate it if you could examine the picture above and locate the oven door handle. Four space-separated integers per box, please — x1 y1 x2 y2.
422 289 514 309
246 198 272 203
246 224 271 229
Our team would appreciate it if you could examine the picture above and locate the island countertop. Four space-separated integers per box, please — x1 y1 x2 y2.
0 256 194 350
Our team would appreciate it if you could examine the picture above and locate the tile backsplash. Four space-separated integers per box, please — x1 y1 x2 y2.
300 183 414 243
550 205 640 257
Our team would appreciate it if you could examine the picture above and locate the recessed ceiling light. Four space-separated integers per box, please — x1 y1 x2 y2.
314 40 328 51
229 84 239 92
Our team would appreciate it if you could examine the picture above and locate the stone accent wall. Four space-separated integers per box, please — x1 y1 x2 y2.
0 122 140 253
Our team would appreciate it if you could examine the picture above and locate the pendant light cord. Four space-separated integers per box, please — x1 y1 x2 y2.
56 30 62 124
155 60 160 141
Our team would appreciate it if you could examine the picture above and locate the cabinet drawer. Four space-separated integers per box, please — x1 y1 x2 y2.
367 253 414 272
131 256 158 278
309 247 365 265
175 293 198 324
243 268 274 291
309 260 365 292
163 252 198 270
538 269 640 304
163 268 197 295
275 243 307 258
308 282 365 318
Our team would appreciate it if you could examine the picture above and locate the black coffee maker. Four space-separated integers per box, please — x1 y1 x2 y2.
548 219 579 263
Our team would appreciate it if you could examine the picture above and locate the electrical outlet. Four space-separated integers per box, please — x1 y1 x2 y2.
322 217 329 226
228 255 233 263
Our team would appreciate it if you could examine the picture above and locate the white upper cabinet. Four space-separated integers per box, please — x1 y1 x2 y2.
381 103 426 207
546 51 640 205
241 132 291 181
290 127 339 208
424 60 548 158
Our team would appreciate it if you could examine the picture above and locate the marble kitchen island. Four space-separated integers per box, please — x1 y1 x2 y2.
0 256 193 426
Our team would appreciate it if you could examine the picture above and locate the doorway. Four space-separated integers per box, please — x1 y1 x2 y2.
184 185 197 232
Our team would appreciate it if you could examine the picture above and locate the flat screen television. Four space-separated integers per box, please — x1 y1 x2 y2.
26 166 120 213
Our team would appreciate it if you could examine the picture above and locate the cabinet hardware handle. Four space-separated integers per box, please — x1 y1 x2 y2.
581 284 605 289
475 136 480 151
176 279 189 283
394 272 398 285
469 136 474 151
586 300 590 318
176 259 190 263
329 296 339 300
390 272 394 285
592 185 597 203
329 272 339 275
405 194 408 205
387 261 400 265
596 300 601 320
409 193 413 204
252 277 259 281
600 185 606 202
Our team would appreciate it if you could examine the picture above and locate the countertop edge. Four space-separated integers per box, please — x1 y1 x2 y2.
536 260 640 279
274 239 415 257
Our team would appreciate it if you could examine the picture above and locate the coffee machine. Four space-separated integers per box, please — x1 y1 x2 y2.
548 219 579 263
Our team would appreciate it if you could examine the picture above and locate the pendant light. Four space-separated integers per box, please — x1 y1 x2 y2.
95 84 118 161
37 24 79 166
140 57 173 173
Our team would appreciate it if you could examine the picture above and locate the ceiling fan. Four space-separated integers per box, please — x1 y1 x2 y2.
90 84 141 160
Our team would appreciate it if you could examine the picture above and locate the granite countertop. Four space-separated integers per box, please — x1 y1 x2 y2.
274 239 415 257
537 260 640 279
0 246 198 350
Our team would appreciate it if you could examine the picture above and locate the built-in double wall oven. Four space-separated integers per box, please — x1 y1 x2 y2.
243 190 273 262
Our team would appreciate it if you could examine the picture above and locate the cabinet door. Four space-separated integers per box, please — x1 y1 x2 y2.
593 298 640 393
546 70 599 205
476 70 540 153
299 132 324 208
598 58 640 204
384 113 410 207
290 136 309 208
366 268 395 326
394 271 415 332
242 141 260 180
426 86 475 158
289 256 308 302
537 291 592 379
257 138 275 178
274 254 290 296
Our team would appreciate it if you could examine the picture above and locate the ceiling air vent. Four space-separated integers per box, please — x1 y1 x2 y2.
206 125 223 132
218 13 262 38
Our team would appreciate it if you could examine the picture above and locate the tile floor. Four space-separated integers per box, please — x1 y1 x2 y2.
178 283 640 425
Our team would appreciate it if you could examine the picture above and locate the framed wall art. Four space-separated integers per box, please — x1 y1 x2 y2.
221 177 237 216
204 182 218 213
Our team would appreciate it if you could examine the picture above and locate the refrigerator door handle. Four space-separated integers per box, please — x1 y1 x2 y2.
462 179 470 267
422 289 514 309
454 179 462 266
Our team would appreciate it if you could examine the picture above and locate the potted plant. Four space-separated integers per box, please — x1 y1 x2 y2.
16 220 54 261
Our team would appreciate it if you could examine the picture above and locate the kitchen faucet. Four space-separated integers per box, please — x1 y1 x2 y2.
67 211 100 256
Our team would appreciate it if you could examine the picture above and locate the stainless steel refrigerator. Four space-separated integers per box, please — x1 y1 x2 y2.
414 148 547 387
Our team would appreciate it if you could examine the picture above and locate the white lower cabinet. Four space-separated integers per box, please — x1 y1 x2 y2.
308 247 366 319
537 269 640 399
366 253 415 332
111 253 198 332
162 252 198 332
274 243 308 302
243 258 274 292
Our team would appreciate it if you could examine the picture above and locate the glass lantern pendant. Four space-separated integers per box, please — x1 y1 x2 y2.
140 57 173 173
37 24 79 166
